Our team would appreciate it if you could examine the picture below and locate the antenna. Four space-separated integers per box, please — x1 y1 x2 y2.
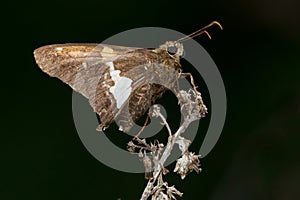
177 21 223 42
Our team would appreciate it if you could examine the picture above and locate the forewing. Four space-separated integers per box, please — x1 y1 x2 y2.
34 43 140 98
34 43 144 128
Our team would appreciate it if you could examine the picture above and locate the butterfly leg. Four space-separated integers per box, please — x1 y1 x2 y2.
179 72 198 92
134 115 150 138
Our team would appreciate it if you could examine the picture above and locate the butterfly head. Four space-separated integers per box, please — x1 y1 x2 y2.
158 41 184 59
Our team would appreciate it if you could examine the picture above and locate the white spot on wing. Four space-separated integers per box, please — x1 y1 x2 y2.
108 62 132 109
56 47 63 51
101 46 115 57
102 46 114 53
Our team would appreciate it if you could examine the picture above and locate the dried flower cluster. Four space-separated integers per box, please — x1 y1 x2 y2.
174 151 201 180
127 87 207 200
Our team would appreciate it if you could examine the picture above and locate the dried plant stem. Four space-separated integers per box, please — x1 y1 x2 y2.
158 112 172 136
140 118 190 200
136 89 205 200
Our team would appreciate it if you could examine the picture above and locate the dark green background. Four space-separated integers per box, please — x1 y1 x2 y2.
1 0 300 199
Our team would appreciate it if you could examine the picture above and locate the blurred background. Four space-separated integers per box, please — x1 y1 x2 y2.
1 0 300 199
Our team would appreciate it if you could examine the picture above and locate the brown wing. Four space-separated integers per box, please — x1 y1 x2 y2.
34 43 140 98
34 43 163 130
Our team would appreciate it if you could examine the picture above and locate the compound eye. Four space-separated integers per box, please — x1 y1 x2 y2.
167 45 178 55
